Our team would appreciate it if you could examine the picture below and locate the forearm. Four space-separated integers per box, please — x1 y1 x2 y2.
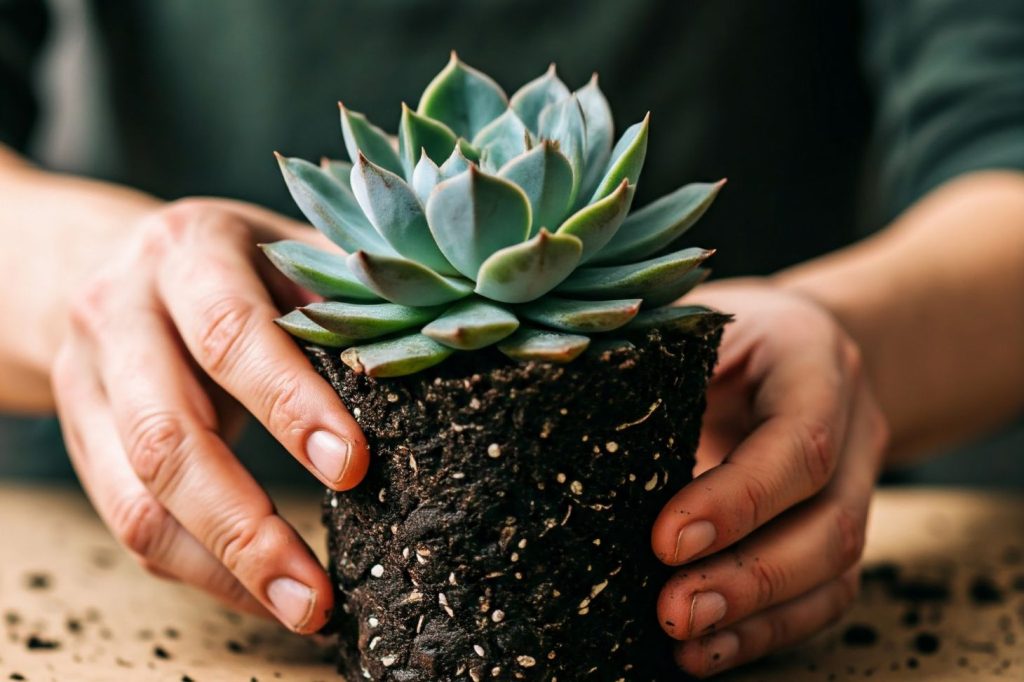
0 145 160 411
777 171 1024 461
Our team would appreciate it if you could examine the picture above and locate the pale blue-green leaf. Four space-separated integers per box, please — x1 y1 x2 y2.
417 52 508 140
498 140 573 237
341 333 454 377
410 151 441 205
275 153 395 255
421 299 520 350
398 103 459 176
593 180 726 264
589 113 649 203
474 229 582 304
575 74 615 203
439 144 473 179
509 64 571 133
473 109 531 173
516 297 641 333
350 154 456 275
556 179 634 262
347 251 474 306
338 103 404 176
623 304 732 336
425 166 532 280
497 327 590 363
538 94 588 205
301 301 443 340
259 240 381 301
554 246 713 298
275 310 355 348
639 267 711 309
319 158 352 188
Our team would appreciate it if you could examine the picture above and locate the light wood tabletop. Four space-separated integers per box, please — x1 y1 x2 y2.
1 484 1021 681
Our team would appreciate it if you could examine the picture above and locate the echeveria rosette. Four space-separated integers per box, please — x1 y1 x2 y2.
263 53 726 377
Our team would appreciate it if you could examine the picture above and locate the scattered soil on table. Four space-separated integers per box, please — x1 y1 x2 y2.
25 635 60 650
912 632 940 654
968 575 1004 604
24 573 50 590
841 624 878 647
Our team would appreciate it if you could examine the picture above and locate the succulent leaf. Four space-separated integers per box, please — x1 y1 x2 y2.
497 327 590 363
338 104 404 176
623 304 733 336
351 154 457 275
589 113 649 203
575 74 615 203
554 247 713 299
274 310 355 348
320 158 353 187
473 109 531 173
638 267 711 309
399 103 459 175
556 179 634 262
276 154 396 255
498 140 573 237
475 229 582 304
516 297 641 333
301 301 442 340
341 332 454 377
417 53 508 140
439 144 474 178
421 299 520 350
259 240 382 301
425 166 532 280
510 64 572 133
594 180 725 264
538 94 588 205
347 251 474 306
410 152 441 205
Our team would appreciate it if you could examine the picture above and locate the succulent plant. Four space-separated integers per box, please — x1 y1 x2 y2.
264 54 724 377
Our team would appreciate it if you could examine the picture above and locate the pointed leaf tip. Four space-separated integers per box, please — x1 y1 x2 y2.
347 250 473 306
475 229 582 304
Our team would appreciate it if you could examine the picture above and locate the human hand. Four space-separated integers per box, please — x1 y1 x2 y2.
51 198 369 633
651 281 889 676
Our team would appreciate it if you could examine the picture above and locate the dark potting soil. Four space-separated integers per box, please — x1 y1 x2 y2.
308 323 726 681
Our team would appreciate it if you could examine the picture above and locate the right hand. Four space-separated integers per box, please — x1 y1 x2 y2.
51 198 369 633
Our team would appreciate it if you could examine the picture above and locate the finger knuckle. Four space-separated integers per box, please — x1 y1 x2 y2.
766 611 792 650
264 375 309 441
740 472 774 530
111 494 171 559
214 513 263 573
839 568 861 606
833 505 866 569
125 412 189 495
841 339 864 379
195 295 256 376
797 418 836 489
68 275 117 336
750 556 788 608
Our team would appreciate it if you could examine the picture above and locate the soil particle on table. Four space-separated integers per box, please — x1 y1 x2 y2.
841 624 878 647
310 324 726 681
24 635 59 651
152 645 171 659
24 573 50 591
968 575 1004 604
912 632 940 655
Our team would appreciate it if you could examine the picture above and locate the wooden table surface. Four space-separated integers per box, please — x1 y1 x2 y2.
1 484 1021 681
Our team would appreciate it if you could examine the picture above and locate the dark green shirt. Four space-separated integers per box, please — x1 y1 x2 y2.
1 0 1022 478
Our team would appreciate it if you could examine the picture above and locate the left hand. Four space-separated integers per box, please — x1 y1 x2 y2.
651 280 889 677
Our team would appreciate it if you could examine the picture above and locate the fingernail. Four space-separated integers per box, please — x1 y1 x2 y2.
703 630 740 672
673 520 716 563
267 576 316 630
689 591 728 634
307 430 351 484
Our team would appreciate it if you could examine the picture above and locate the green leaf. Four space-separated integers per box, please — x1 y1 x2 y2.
417 52 508 140
593 180 726 264
421 299 520 350
589 113 649 203
425 166 532 280
275 310 355 348
338 103 404 176
410 151 441 205
399 103 459 176
259 240 382 301
510 63 571 133
341 333 454 377
497 327 590 363
556 179 634 263
319 158 353 188
347 251 474 306
639 267 710 309
301 301 442 340
275 153 396 255
457 138 482 163
439 144 473 178
350 153 457 275
473 109 531 173
622 304 732 337
475 229 582 304
538 94 587 206
516 297 641 333
498 140 574 237
554 247 714 299
575 74 614 202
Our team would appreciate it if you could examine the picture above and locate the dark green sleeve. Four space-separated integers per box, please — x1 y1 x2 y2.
863 0 1024 220
0 0 48 151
